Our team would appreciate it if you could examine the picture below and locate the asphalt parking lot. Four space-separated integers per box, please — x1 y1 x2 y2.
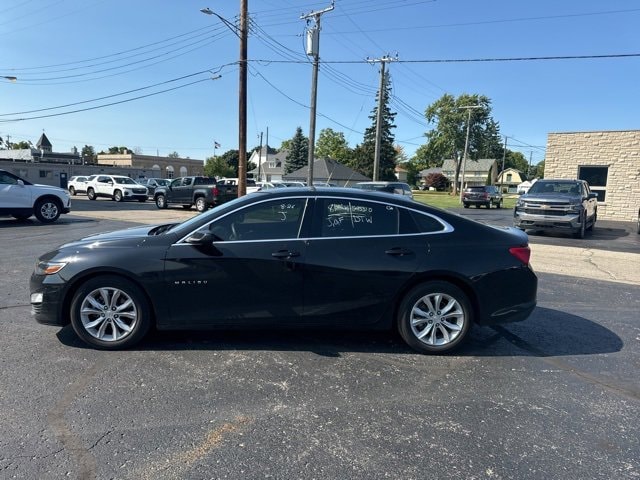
1 198 639 479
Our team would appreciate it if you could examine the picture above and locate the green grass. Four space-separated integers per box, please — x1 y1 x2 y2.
413 191 518 210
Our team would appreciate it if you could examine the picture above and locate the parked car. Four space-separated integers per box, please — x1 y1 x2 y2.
275 181 307 188
154 176 237 212
67 175 92 196
217 178 260 194
256 182 286 191
462 185 503 209
138 178 170 196
86 175 148 202
514 179 597 239
30 187 537 354
351 181 414 199
0 169 71 223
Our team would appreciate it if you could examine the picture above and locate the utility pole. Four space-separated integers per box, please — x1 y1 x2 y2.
500 135 508 193
238 0 248 196
200 5 248 197
368 55 397 181
528 151 533 179
459 105 482 203
301 1 334 187
257 131 263 182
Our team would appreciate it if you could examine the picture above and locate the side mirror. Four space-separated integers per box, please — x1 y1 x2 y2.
185 231 214 245
588 192 598 200
17 179 25 186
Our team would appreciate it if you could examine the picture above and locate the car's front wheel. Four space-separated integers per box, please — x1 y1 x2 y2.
397 281 472 354
70 275 151 349
496 199 502 209
113 190 123 202
574 213 586 239
34 198 62 223
69 186 76 196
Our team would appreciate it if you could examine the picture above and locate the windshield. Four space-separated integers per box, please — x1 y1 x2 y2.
528 181 580 195
114 177 137 185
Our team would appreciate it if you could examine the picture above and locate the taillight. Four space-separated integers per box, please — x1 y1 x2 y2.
509 246 531 265
212 187 219 196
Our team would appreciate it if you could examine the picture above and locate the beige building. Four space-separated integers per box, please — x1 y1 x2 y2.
545 130 640 221
97 153 204 179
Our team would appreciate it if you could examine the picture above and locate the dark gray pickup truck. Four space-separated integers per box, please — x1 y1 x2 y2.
513 179 598 239
154 176 237 212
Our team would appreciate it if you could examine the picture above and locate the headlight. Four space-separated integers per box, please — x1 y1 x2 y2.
516 199 525 209
35 260 67 275
569 204 582 213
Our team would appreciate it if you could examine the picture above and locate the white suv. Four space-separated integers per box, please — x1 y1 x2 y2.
0 169 71 223
86 175 148 202
67 175 94 196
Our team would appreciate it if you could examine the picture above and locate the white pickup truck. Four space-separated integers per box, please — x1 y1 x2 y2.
0 169 71 223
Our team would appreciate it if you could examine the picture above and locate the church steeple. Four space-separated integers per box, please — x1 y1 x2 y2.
36 132 52 152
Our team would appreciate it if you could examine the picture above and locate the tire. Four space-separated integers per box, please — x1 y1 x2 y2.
573 214 586 239
182 205 192 210
113 190 123 202
487 200 493 209
70 275 151 350
463 203 469 209
34 198 62 223
195 197 207 213
397 281 472 354
87 188 97 200
587 211 596 231
155 194 167 209
496 200 502 209
69 186 76 196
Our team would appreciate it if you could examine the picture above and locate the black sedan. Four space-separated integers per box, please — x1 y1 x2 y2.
30 188 537 354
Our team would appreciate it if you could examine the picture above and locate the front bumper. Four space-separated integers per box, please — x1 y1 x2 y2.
30 273 67 326
514 210 582 231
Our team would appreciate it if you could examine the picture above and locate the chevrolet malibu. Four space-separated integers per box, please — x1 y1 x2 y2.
30 188 537 354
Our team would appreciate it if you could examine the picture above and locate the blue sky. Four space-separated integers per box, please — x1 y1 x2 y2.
1 0 639 166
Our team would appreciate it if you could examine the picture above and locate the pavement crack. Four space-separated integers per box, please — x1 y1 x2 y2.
582 248 618 281
47 362 102 480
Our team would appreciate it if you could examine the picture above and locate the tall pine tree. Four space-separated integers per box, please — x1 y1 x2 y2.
285 127 309 174
348 71 397 180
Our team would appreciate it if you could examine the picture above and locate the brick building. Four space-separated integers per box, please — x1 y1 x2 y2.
545 130 640 221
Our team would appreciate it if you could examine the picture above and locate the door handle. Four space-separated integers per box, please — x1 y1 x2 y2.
272 250 300 259
385 247 413 257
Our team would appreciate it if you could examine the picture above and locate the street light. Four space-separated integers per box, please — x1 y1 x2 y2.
201 5 248 197
458 105 482 203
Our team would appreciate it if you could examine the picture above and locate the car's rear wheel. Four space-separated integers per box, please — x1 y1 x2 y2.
113 190 123 202
34 198 62 223
496 200 502 209
69 186 76 196
155 194 167 209
70 275 151 349
487 200 493 208
397 281 472 354
195 197 207 212
87 188 97 200
463 203 469 208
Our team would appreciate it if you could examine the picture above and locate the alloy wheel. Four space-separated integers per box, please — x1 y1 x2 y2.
409 292 465 347
79 287 138 342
